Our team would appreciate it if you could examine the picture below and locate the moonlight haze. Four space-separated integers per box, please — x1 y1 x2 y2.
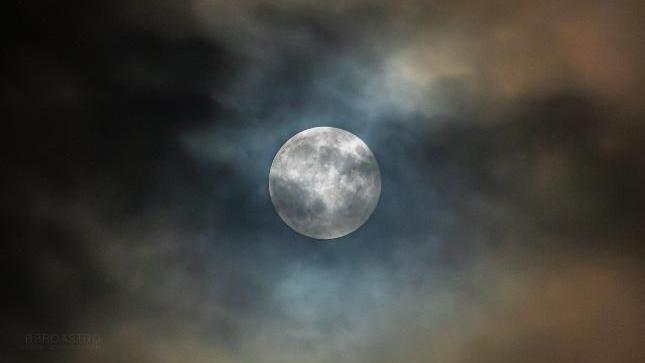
3 0 645 362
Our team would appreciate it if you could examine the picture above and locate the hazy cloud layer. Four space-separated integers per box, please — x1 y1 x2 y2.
3 0 645 362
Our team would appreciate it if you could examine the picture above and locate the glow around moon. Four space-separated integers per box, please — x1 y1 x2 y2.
269 127 381 239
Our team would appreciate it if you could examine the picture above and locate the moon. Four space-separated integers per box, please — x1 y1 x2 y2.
269 127 381 239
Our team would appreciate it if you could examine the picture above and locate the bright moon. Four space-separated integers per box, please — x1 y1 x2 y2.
269 127 381 239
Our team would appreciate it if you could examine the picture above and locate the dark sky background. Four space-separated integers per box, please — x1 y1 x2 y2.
3 0 645 362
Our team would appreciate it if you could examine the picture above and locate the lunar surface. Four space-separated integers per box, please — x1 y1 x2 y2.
269 127 381 239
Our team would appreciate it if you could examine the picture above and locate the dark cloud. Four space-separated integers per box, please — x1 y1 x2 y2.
3 0 645 362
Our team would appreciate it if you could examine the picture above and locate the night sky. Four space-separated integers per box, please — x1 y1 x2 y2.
3 1 645 362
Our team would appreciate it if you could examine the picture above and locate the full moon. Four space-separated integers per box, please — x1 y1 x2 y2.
269 127 381 239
